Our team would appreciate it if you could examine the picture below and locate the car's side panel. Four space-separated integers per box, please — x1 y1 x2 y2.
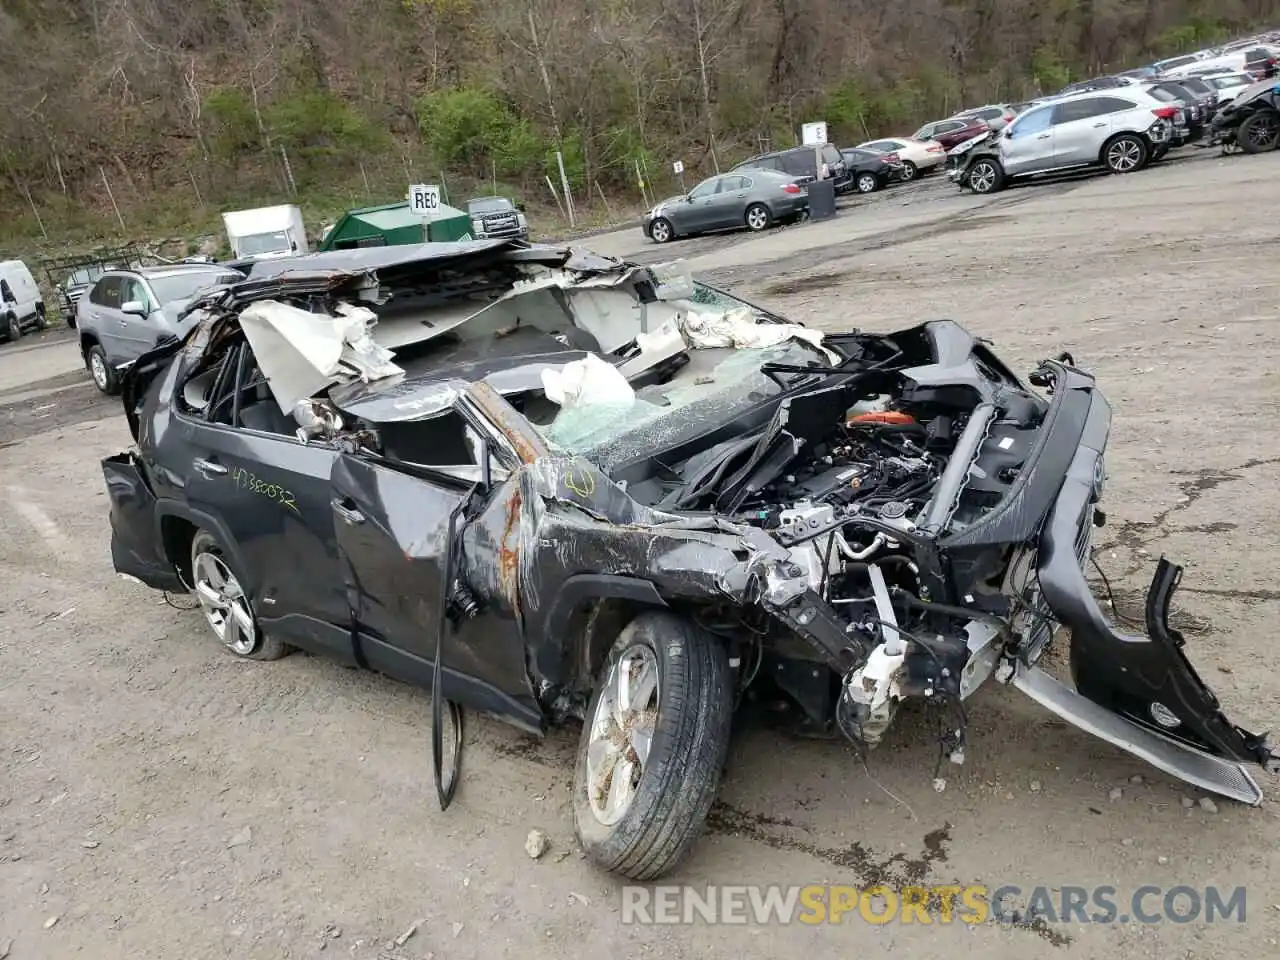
330 454 542 729
168 417 351 657
101 452 188 592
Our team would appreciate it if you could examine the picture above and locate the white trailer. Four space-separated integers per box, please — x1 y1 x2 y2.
221 205 309 261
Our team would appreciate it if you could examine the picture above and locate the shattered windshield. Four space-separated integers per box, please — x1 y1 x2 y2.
536 336 830 462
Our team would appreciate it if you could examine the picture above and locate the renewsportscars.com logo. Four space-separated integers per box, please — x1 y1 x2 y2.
621 884 1248 926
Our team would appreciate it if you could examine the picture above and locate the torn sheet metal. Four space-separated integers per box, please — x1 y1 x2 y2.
239 299 402 413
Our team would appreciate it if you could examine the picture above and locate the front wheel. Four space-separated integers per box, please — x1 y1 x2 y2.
649 217 674 244
572 611 733 881
967 157 1005 194
899 160 918 182
191 530 290 661
1104 134 1148 173
744 203 771 232
2 314 20 343
1238 111 1280 154
856 172 879 193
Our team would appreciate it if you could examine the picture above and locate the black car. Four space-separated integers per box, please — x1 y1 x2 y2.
838 147 907 193
103 241 1279 882
1146 82 1206 145
732 143 850 193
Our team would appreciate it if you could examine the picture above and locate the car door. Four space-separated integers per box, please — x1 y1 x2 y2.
1048 97 1115 166
706 175 751 229
679 176 725 232
85 276 130 363
1000 105 1055 173
176 339 354 663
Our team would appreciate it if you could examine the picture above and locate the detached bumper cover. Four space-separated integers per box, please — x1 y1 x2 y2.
1036 374 1277 774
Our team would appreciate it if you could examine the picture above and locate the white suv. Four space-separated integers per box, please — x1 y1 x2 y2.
952 89 1176 194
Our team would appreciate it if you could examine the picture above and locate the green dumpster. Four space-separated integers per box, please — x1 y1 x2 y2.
318 200 473 250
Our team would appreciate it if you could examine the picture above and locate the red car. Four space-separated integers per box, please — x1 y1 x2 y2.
911 116 991 150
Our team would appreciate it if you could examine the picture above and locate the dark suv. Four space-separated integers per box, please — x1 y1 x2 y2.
733 144 850 193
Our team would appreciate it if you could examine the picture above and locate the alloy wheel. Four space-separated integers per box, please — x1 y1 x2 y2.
1107 138 1143 172
857 174 877 193
1247 115 1279 149
90 352 108 390
650 220 671 243
584 644 660 826
193 550 257 656
746 207 769 230
970 162 997 193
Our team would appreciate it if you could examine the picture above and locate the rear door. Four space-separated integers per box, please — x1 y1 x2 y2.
1050 97 1119 166
706 175 751 229
86 276 130 364
1001 105 1055 173
177 340 352 661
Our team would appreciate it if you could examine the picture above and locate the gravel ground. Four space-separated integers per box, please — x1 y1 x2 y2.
2 149 1279 959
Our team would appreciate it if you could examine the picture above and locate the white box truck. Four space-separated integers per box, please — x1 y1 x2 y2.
221 205 309 261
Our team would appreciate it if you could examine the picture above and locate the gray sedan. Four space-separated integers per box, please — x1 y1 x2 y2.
641 169 808 243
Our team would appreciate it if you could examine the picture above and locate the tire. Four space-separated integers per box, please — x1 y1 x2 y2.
967 157 1005 194
85 344 120 395
856 172 879 193
649 217 674 244
34 305 47 330
1103 134 1148 173
2 313 20 343
1238 111 1280 154
572 610 733 881
744 203 771 232
190 530 290 661
899 160 918 182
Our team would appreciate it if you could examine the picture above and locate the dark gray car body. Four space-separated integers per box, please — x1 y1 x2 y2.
641 169 807 241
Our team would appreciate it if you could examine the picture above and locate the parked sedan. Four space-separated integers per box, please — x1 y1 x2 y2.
839 147 907 193
1200 70 1257 104
642 170 807 244
857 137 947 180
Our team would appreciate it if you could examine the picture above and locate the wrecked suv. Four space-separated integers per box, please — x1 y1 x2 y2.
102 240 1278 881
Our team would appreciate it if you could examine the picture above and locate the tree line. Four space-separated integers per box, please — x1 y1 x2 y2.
0 0 1271 240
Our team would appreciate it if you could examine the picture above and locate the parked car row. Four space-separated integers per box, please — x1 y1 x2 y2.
941 29 1280 194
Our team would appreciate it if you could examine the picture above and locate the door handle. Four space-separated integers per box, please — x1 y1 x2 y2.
1036 133 1051 139
332 497 365 525
193 457 227 477
1093 122 1107 127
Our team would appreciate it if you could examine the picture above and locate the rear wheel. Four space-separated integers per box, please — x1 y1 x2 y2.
572 611 733 881
967 157 1005 194
856 172 879 193
86 344 119 395
34 304 47 330
899 160 918 182
744 203 771 231
1103 134 1148 173
190 530 289 661
1238 111 1280 154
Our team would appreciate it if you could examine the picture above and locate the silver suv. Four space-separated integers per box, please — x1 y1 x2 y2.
77 264 243 394
951 89 1176 194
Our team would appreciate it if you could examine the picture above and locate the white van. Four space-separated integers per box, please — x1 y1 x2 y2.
0 260 47 343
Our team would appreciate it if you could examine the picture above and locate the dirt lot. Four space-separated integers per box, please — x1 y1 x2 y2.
2 153 1279 959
